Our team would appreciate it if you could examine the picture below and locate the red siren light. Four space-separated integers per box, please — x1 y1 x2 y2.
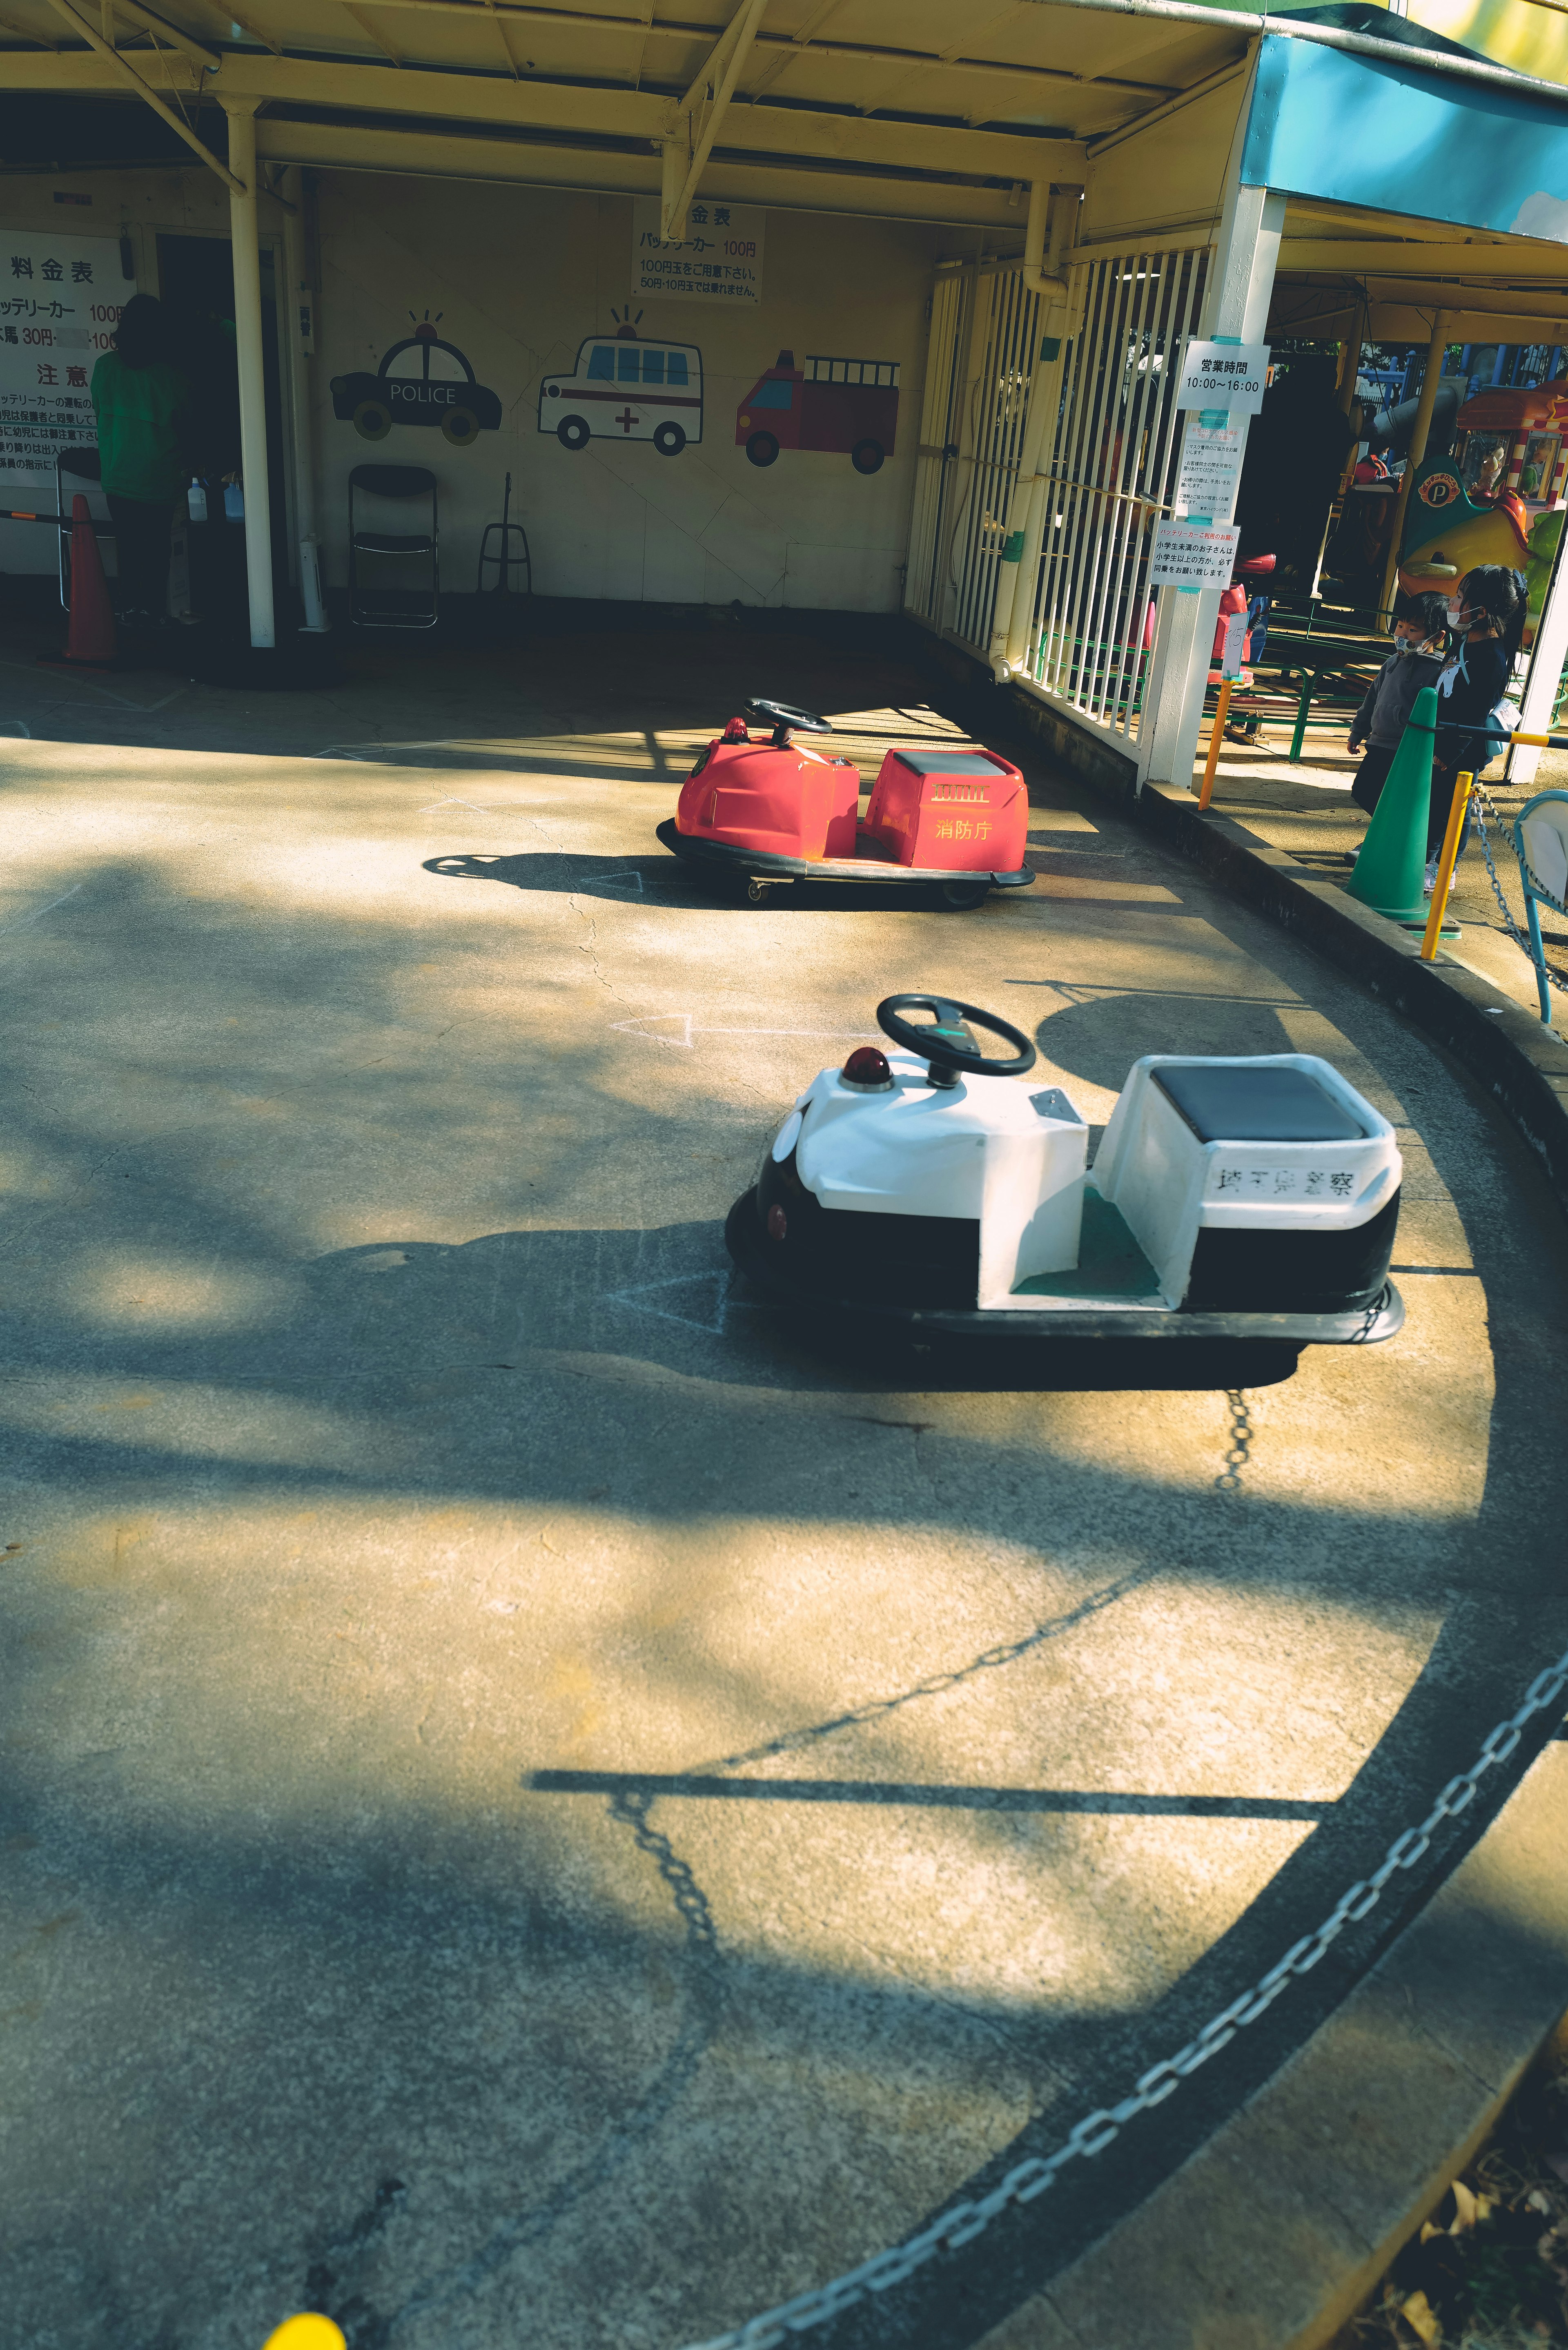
842 1046 893 1090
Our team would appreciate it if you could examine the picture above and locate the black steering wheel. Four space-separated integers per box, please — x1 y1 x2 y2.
877 994 1036 1090
746 697 833 749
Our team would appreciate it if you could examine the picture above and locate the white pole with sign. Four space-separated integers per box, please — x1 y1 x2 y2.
1138 86 1283 794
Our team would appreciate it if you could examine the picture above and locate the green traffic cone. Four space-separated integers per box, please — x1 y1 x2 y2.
1345 685 1436 922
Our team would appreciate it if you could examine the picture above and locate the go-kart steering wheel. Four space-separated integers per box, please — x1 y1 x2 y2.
877 994 1037 1090
746 697 834 749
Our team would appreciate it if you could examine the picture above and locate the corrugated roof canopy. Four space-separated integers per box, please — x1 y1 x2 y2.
1 0 1258 225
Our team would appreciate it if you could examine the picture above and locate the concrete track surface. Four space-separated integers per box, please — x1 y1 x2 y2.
2 644 1567 2350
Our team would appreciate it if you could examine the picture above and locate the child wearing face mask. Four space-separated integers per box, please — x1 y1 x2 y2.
1347 591 1450 817
1429 564 1527 887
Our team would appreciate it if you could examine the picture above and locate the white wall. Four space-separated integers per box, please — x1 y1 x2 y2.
312 172 938 609
1 163 938 609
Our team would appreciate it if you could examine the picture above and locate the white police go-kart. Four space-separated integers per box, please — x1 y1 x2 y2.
725 994 1405 1342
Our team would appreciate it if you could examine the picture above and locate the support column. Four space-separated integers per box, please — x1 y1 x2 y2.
222 100 275 651
1336 296 1366 414
280 166 328 631
1378 310 1448 635
1510 519 1568 787
1139 165 1285 792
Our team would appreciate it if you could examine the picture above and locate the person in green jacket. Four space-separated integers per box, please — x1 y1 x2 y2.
89 293 189 629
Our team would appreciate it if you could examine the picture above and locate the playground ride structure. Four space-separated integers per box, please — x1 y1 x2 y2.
331 317 503 449
656 701 1033 908
736 350 900 474
1395 397 1564 640
1452 386 1568 516
539 319 703 456
727 996 1406 1343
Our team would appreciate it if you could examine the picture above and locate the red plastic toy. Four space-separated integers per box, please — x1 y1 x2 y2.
655 699 1034 909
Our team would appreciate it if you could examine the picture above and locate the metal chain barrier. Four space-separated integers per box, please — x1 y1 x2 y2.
680 1641 1568 2350
1214 1390 1254 1492
1470 783 1568 1001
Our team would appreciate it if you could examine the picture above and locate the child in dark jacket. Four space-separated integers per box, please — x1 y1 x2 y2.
1428 564 1527 868
1347 592 1450 816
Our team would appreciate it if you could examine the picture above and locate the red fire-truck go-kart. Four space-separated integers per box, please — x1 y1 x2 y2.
654 699 1035 909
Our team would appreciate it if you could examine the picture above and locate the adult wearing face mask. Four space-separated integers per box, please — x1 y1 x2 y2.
1347 591 1450 817
1429 564 1527 888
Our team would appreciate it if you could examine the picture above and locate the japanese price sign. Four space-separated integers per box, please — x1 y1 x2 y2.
1149 517 1240 590
633 199 765 306
1176 339 1270 415
1174 422 1245 522
0 231 125 495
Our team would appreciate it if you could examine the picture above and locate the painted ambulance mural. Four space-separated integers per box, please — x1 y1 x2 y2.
737 349 900 474
539 319 703 456
331 314 503 448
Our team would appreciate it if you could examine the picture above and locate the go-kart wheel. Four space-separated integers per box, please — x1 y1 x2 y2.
557 415 590 451
851 439 884 475
745 697 833 748
442 406 480 448
352 399 392 442
936 881 990 911
653 421 686 457
746 431 780 467
877 993 1036 1088
746 878 771 904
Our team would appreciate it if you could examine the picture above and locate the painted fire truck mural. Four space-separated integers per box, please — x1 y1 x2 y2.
736 349 900 474
331 314 503 448
538 318 704 456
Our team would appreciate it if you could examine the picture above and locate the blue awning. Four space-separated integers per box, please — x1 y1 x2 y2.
1243 30 1568 243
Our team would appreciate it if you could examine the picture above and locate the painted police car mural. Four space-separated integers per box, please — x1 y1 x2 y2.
539 315 702 456
331 314 503 448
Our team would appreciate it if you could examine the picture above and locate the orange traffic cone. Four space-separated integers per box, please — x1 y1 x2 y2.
58 493 117 666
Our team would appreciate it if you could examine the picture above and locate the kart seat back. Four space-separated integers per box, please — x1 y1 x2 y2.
862 746 1027 872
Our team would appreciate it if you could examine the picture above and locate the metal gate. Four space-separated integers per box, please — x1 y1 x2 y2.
908 241 1209 752
904 261 1042 648
1024 243 1208 745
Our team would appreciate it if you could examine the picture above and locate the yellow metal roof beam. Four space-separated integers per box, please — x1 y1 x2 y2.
254 108 1038 222
848 0 1026 116
106 0 219 64
1291 276 1568 312
16 49 1073 179
1280 239 1568 277
225 0 1180 99
0 4 60 40
39 0 244 191
479 0 520 77
663 0 766 235
744 0 841 99
341 3 403 62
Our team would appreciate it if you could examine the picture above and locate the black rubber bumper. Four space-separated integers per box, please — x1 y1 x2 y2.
656 818 1033 890
724 1189 1405 1345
